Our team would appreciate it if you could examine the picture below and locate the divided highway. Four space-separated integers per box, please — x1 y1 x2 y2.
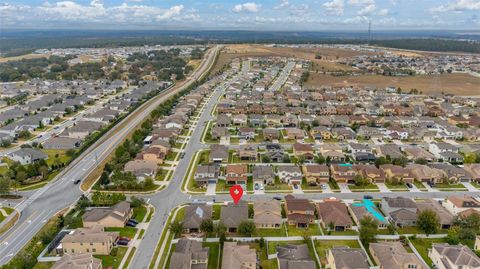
0 45 221 265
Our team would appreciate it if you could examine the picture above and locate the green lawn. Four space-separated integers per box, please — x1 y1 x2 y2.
314 240 361 267
287 224 322 236
212 204 221 220
413 180 427 191
435 183 467 190
133 206 147 222
385 182 408 191
348 183 379 191
265 178 292 192
255 225 287 237
397 226 422 234
95 247 128 269
471 181 480 189
42 149 73 166
104 227 137 239
204 242 220 269
248 242 279 269
410 238 446 267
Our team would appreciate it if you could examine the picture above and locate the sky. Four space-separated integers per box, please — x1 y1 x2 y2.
0 0 479 30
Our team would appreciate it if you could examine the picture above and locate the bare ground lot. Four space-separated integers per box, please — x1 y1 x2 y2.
0 53 50 63
305 73 480 96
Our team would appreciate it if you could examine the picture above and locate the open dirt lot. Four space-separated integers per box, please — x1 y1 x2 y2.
0 53 50 63
305 73 480 96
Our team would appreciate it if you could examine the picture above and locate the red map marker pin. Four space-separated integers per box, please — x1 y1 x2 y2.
229 185 243 205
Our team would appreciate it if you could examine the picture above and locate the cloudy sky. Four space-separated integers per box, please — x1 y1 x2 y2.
1 0 479 30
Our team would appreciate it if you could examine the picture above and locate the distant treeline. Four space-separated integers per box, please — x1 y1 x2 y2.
1 30 479 56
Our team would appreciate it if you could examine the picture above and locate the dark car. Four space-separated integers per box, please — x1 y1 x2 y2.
117 239 129 246
73 179 81 184
273 196 282 201
406 183 413 188
126 221 137 227
363 195 373 200
128 219 139 225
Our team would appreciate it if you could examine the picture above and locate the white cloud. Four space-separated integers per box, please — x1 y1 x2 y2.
274 0 289 9
232 2 261 13
323 0 344 15
348 0 375 5
155 5 184 21
358 4 376 15
430 0 480 13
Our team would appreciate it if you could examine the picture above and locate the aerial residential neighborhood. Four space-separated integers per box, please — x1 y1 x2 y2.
0 2 480 269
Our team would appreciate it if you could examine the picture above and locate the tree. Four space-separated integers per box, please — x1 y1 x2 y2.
375 156 391 168
354 175 370 187
417 209 439 236
215 222 227 237
38 165 49 179
170 220 184 237
359 215 378 245
200 219 214 234
238 220 256 237
0 177 11 195
100 171 110 185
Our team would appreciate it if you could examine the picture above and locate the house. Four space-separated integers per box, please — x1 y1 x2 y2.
220 202 248 232
376 144 404 159
237 145 257 161
354 164 386 183
216 114 231 127
310 126 332 140
370 242 425 269
52 253 102 269
429 142 464 163
238 127 255 140
209 145 229 163
233 114 248 126
277 244 316 269
263 128 280 141
61 226 119 255
211 126 228 140
317 198 353 231
380 164 415 184
194 165 220 187
292 143 315 160
169 238 209 269
221 242 256 269
330 164 357 184
252 165 274 185
319 144 346 162
350 203 388 229
431 163 471 183
253 200 282 229
138 147 165 165
443 196 480 215
82 201 132 228
381 196 418 227
225 164 248 185
183 204 212 233
7 148 48 165
150 139 171 154
124 160 157 180
43 137 82 150
284 195 315 228
264 143 285 162
407 164 446 183
429 243 480 269
403 146 435 162
327 247 370 269
65 120 104 139
416 199 454 229
277 165 303 185
285 128 304 140
302 164 329 185
475 236 480 251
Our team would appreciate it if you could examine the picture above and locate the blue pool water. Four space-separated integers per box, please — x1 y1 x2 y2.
352 199 386 222
339 163 353 167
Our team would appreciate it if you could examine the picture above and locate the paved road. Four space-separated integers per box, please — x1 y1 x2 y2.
269 61 295 91
0 45 222 265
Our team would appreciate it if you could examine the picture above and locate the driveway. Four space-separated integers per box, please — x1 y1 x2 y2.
206 184 217 196
292 184 304 194
321 184 333 194
377 183 391 193
461 182 479 192
423 182 439 192
339 183 352 193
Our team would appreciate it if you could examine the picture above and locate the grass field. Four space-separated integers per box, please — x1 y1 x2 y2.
410 238 446 267
0 53 50 63
95 247 128 269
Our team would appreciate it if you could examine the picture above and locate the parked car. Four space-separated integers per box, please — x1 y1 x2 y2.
293 184 299 189
126 221 137 227
273 196 282 201
73 179 81 184
406 183 413 188
117 239 129 246
128 219 139 225
254 183 259 190
363 195 373 200
320 184 327 190
259 183 264 190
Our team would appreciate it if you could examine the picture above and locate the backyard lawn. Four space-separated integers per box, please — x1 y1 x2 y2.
314 240 361 267
410 238 446 267
95 247 128 269
287 224 322 236
105 227 137 239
